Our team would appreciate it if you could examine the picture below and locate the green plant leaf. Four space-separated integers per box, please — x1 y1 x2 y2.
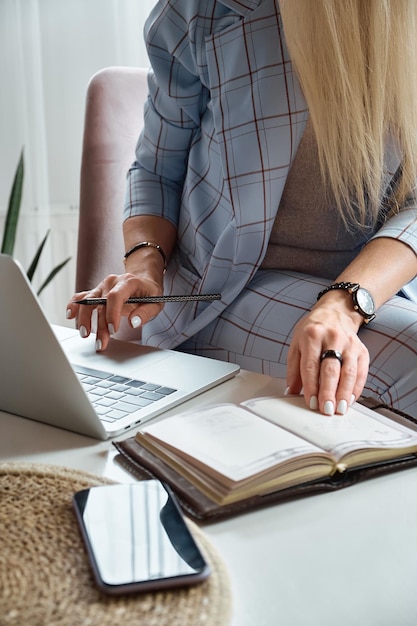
27 230 50 281
2 149 72 295
1 149 24 255
36 257 71 296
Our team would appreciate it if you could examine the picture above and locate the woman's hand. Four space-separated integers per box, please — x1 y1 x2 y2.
67 216 177 351
287 237 417 416
285 298 369 416
66 270 165 352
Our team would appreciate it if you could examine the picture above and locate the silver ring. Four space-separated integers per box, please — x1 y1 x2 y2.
320 349 343 366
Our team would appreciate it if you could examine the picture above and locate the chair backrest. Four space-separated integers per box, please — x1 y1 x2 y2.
75 66 148 340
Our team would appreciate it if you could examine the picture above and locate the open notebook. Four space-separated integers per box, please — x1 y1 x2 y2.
0 254 239 440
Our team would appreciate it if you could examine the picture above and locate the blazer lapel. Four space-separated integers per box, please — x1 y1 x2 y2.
205 0 308 275
216 0 262 15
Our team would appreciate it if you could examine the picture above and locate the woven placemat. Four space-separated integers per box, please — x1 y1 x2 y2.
0 463 232 626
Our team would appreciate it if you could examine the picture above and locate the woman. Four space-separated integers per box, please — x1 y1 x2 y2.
67 0 417 418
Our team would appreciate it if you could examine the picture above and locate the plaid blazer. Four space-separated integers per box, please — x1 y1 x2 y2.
124 0 417 348
125 0 309 347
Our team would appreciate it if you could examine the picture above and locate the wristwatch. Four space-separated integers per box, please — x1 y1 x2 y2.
317 282 376 324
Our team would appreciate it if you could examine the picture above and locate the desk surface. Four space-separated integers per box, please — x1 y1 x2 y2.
2 342 417 626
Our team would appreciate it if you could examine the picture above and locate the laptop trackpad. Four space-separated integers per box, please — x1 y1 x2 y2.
59 332 234 391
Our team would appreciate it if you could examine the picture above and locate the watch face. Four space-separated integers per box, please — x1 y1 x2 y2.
355 288 375 316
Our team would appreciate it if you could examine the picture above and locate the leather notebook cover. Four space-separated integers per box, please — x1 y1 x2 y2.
113 431 417 523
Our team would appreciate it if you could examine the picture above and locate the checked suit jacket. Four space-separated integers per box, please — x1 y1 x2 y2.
124 0 415 347
124 0 309 348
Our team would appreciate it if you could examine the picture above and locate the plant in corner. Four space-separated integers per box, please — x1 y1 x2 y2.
1 149 71 295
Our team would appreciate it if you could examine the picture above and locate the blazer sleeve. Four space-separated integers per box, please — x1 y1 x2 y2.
123 2 209 227
370 198 417 259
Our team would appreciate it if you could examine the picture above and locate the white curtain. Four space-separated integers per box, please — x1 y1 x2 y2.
0 0 155 322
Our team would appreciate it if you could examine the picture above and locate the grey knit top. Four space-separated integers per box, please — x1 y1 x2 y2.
261 119 381 279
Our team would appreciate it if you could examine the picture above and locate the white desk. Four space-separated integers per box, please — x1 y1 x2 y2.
2 360 417 625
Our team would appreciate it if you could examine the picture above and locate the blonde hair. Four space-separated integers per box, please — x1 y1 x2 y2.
279 0 417 228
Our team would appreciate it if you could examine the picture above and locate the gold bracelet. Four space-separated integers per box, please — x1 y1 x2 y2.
123 241 167 274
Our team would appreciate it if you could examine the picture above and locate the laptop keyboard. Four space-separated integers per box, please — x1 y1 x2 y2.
74 364 177 424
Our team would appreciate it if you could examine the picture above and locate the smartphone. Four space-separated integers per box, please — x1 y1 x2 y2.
73 480 210 594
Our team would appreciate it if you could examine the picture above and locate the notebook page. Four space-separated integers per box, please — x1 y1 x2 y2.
140 404 324 482
244 396 417 456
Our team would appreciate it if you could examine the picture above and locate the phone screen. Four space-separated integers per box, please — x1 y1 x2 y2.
73 481 210 594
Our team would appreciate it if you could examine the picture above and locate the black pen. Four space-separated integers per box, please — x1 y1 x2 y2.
75 294 221 305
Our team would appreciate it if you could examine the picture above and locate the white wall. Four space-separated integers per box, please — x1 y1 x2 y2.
0 0 154 324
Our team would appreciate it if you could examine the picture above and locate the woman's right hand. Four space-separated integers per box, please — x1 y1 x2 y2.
66 270 165 352
68 215 177 350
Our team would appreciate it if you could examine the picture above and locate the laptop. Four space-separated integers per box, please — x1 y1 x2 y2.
0 254 239 440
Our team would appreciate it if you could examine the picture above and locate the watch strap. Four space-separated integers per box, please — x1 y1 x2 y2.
317 282 359 301
317 282 375 324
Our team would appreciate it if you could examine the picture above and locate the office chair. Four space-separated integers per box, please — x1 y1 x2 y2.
75 66 148 340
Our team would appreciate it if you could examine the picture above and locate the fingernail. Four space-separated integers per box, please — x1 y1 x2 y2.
108 323 115 335
79 325 88 338
309 395 318 410
95 338 102 352
337 399 348 415
350 394 356 406
131 315 142 329
66 308 72 319
324 400 334 416
284 386 290 396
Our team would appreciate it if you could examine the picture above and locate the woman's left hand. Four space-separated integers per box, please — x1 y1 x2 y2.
285 300 369 415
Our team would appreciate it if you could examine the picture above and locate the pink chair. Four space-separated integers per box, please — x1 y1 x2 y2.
75 66 148 340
